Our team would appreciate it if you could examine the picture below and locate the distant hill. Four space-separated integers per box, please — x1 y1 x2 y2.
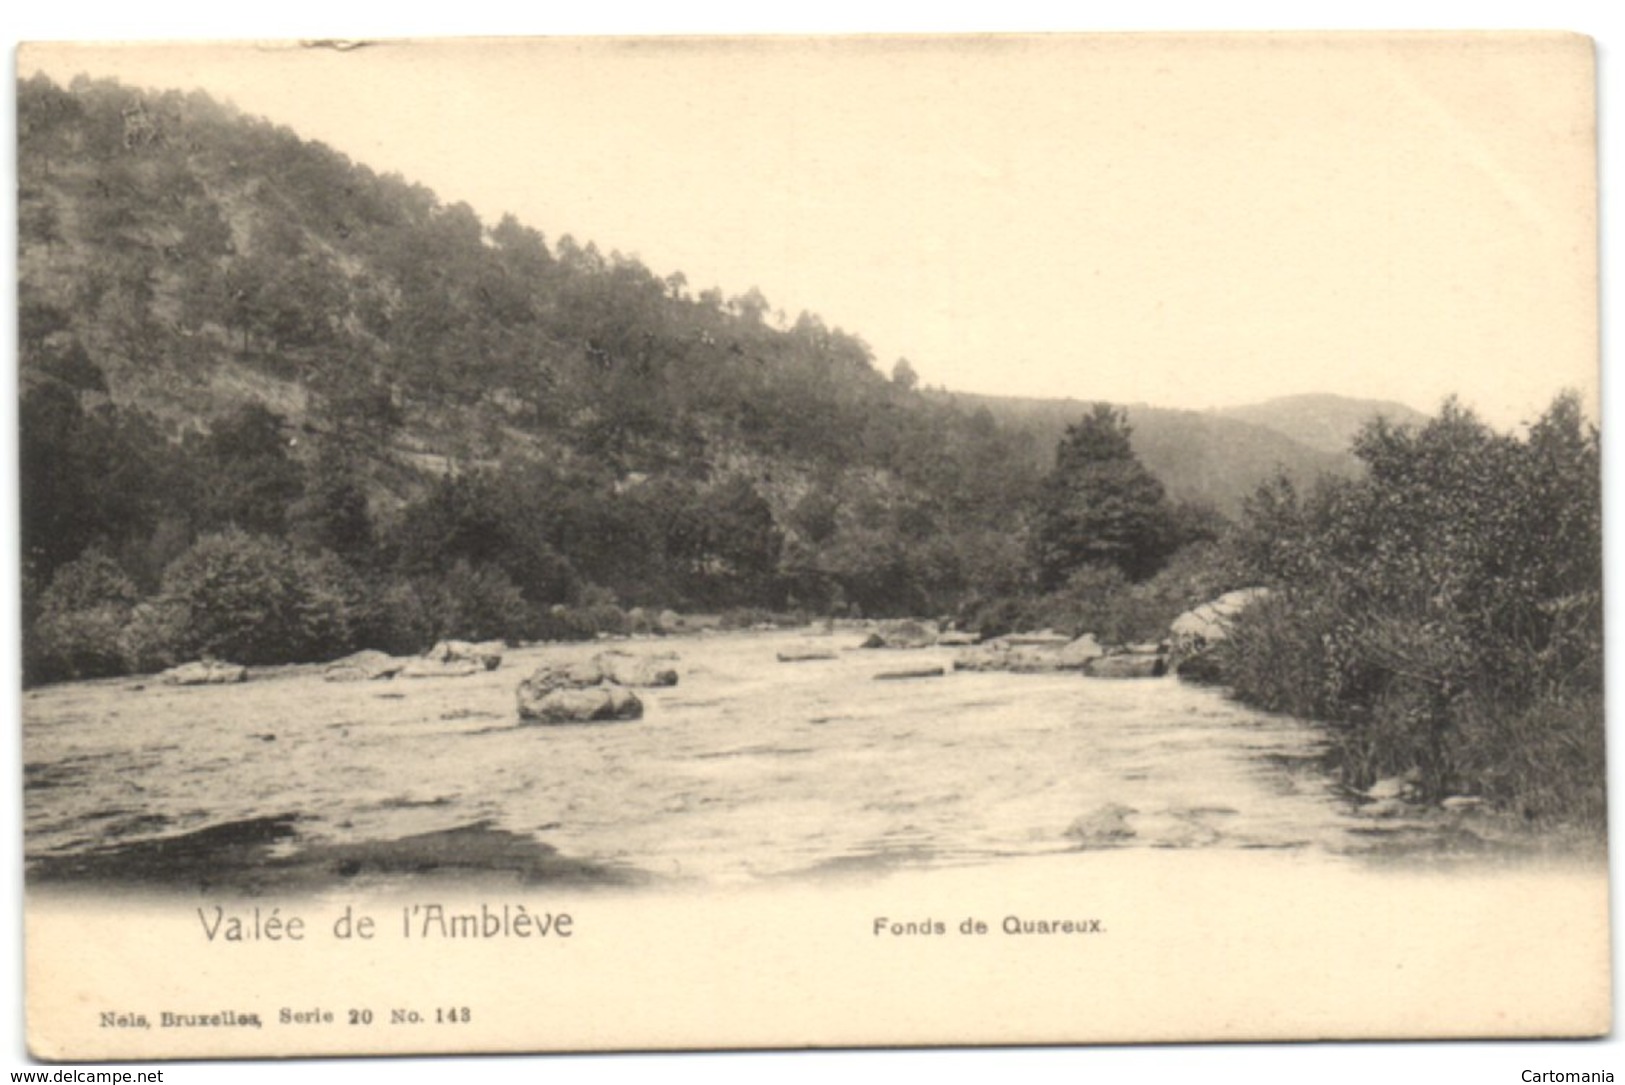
1213 393 1431 457
940 393 1363 517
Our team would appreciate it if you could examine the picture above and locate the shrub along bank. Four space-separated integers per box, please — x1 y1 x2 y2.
1214 395 1603 829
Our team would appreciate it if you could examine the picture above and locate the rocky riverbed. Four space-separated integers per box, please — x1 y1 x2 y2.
21 628 1573 897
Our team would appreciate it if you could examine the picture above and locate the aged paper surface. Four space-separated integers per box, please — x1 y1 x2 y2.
12 32 1609 1065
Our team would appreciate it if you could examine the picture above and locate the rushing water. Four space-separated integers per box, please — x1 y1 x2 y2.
23 628 1421 889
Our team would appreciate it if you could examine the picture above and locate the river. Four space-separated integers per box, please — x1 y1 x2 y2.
22 627 1615 1051
19 627 1544 893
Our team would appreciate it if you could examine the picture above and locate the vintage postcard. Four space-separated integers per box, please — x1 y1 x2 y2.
14 33 1608 1062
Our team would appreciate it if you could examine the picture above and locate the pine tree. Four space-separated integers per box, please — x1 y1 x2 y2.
1033 404 1176 587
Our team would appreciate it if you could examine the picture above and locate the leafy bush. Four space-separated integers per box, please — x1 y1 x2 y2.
1450 691 1606 827
26 549 142 683
410 561 537 645
118 600 188 674
577 604 631 637
30 606 134 684
1212 590 1338 718
159 530 360 664
291 550 366 657
388 471 576 607
34 547 139 613
353 576 436 657
1219 395 1603 825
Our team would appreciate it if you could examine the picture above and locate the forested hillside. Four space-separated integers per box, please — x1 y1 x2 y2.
20 73 1068 677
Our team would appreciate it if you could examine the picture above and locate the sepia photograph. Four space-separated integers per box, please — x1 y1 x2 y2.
6 17 1614 1076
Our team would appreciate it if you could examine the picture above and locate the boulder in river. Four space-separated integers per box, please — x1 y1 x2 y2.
1172 652 1224 684
1065 803 1138 845
521 686 644 724
516 652 671 723
425 639 505 671
1362 769 1422 805
398 659 482 679
1056 633 1107 668
1082 653 1167 679
593 651 679 688
777 647 838 663
1169 588 1270 678
519 658 615 699
952 641 1013 672
1001 629 1073 647
1004 646 1079 673
873 666 946 680
953 632 1105 674
160 660 247 686
324 649 408 682
935 630 982 646
859 618 941 649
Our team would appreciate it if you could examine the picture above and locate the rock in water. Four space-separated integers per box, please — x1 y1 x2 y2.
1000 646 1077 673
592 652 678 688
777 648 837 662
1001 629 1072 646
1065 803 1138 845
518 659 612 700
953 633 1105 673
1056 633 1106 668
1082 654 1167 679
952 642 1011 672
324 649 407 682
1361 798 1407 819
1365 776 1406 802
1173 653 1224 685
886 618 940 648
425 639 504 671
160 660 247 686
859 618 941 649
516 654 668 723
519 686 644 724
398 659 482 679
1169 587 1270 678
873 666 946 680
935 630 982 646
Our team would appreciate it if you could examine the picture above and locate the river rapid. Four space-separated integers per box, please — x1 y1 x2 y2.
21 627 1521 893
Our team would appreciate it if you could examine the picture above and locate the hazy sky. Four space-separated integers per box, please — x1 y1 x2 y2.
20 33 1598 428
